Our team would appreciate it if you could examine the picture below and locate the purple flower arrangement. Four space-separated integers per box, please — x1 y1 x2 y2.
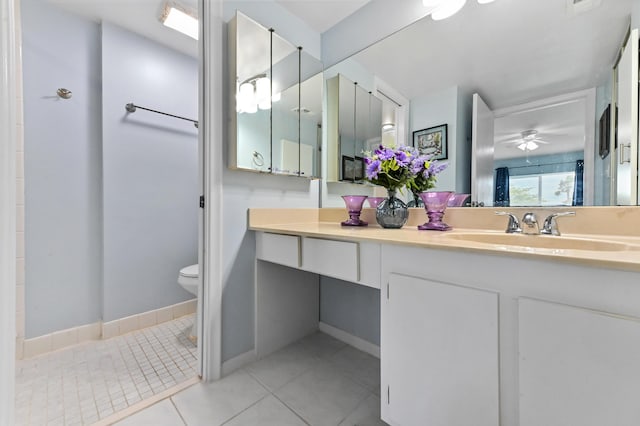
364 144 447 193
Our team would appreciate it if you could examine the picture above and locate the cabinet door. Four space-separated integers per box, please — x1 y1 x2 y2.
382 273 499 426
519 298 640 426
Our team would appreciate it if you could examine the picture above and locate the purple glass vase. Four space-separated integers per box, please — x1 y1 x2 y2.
341 195 368 226
418 191 454 231
367 197 385 208
447 193 470 207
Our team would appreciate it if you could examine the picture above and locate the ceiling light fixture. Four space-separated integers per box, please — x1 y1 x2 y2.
424 0 496 21
160 2 199 40
382 123 395 131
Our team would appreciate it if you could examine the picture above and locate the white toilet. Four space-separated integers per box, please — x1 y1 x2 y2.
178 264 199 341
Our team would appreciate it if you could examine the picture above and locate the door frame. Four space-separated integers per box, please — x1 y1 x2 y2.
0 0 18 423
492 88 597 206
199 0 223 382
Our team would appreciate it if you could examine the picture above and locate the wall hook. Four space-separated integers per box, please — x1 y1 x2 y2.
57 88 72 99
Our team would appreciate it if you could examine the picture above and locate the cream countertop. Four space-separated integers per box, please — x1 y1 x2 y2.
248 207 640 273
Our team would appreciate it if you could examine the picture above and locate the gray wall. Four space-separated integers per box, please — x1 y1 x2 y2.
220 1 322 362
22 0 103 337
221 171 319 361
101 22 198 321
22 2 199 336
410 86 468 192
320 277 380 345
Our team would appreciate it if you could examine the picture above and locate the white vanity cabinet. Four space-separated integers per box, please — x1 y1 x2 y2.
518 298 640 426
254 228 640 426
254 232 380 357
380 244 640 426
256 232 300 268
256 232 380 288
301 237 380 288
383 273 499 426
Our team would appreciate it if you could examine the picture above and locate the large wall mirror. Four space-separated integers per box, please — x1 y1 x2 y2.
326 74 383 183
322 0 635 206
229 11 322 178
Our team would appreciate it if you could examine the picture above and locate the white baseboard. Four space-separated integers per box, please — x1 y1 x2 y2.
222 349 257 376
101 299 196 340
319 322 380 359
20 299 197 359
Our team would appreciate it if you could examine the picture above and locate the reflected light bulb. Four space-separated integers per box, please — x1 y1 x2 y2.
255 77 270 104
244 101 258 114
258 99 271 110
431 0 467 20
238 82 255 113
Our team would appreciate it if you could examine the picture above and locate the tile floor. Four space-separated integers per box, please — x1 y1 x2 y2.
15 314 198 426
115 332 387 426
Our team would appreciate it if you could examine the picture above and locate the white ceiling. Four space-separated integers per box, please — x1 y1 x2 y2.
276 0 371 33
48 0 367 58
493 98 587 161
352 0 632 109
345 0 632 161
47 0 199 57
46 0 631 163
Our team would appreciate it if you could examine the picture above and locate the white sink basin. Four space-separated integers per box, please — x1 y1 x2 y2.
445 232 640 252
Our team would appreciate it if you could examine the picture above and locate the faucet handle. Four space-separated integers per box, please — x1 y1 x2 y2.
541 211 576 236
495 211 522 233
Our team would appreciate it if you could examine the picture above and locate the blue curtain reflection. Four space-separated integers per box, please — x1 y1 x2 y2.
572 159 584 206
494 167 510 207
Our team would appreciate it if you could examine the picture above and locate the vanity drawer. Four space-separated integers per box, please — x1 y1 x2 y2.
301 237 359 282
256 232 300 268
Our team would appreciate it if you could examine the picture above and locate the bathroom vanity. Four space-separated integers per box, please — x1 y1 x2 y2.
249 207 640 426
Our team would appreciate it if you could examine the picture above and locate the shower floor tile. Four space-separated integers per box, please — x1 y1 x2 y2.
15 314 198 426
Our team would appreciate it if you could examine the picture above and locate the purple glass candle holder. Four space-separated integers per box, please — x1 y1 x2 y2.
367 197 386 208
447 193 470 207
341 195 368 226
418 191 454 231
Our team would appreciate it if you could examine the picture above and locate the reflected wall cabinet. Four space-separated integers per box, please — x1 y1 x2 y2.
326 74 382 182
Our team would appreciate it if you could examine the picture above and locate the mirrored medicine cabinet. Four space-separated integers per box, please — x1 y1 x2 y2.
228 11 323 179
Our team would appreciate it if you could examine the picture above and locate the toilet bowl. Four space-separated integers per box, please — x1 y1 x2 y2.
178 264 199 341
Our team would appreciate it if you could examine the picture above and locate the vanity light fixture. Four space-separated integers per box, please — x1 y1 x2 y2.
431 0 467 20
425 0 496 21
160 2 199 40
236 75 281 114
382 123 395 131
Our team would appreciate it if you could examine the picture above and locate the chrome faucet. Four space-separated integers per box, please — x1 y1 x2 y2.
496 211 576 235
541 212 576 236
521 212 540 235
495 212 522 233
